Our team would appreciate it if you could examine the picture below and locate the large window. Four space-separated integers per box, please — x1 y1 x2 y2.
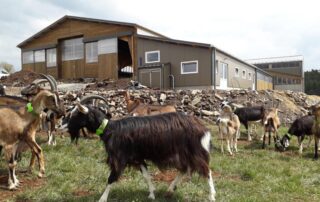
62 38 84 61
86 42 98 63
22 51 34 64
46 48 56 67
145 50 160 63
34 50 45 62
98 38 117 54
181 60 198 74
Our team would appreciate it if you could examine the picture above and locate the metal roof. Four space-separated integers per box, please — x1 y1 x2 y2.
246 55 303 64
17 15 169 47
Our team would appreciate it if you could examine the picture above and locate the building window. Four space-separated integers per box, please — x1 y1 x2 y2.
283 78 287 84
34 50 45 62
62 38 84 61
22 51 34 64
86 42 98 63
46 48 56 67
98 38 117 54
242 70 246 79
248 72 252 80
235 67 239 77
181 60 198 74
145 50 160 63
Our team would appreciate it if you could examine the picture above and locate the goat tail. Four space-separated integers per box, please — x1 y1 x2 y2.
201 131 211 153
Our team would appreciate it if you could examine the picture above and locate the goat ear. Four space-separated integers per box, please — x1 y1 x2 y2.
77 103 89 114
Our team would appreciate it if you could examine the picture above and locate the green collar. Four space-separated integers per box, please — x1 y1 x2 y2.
96 119 108 136
286 133 292 139
26 103 38 115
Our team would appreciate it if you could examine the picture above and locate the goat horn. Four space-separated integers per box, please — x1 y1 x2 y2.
39 74 56 91
80 95 108 105
47 75 58 91
76 103 89 114
32 79 48 85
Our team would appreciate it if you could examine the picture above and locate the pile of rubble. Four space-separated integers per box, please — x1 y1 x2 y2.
60 86 320 124
0 70 40 87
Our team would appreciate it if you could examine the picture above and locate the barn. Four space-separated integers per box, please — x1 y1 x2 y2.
18 15 273 90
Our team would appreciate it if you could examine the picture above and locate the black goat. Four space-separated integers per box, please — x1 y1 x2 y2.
234 106 265 141
68 104 216 201
0 84 6 95
281 115 315 153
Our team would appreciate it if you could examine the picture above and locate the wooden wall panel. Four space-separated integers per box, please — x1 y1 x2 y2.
22 64 34 71
22 19 135 50
61 59 85 79
34 62 46 74
84 63 99 77
98 53 118 80
47 67 58 78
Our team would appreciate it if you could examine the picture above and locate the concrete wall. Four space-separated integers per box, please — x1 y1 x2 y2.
215 50 255 89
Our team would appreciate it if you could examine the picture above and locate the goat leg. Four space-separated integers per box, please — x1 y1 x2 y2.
314 135 319 160
268 131 271 145
208 170 216 202
140 164 156 199
262 132 266 149
26 139 45 177
99 164 125 202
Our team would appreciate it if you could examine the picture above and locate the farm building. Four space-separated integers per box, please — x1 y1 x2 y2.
17 15 273 90
247 55 304 92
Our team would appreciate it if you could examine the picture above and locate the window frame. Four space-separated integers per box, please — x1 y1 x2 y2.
22 51 34 64
242 69 246 79
235 67 239 77
248 72 252 80
85 42 98 63
46 48 57 68
181 60 199 74
145 50 160 63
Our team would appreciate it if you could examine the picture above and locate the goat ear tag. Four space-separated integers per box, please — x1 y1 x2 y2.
26 103 34 112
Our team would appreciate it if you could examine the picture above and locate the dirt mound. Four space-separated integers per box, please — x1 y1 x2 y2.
0 70 40 87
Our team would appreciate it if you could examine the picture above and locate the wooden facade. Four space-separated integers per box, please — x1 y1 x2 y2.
18 16 138 80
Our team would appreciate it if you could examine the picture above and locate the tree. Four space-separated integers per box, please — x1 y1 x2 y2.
0 62 15 73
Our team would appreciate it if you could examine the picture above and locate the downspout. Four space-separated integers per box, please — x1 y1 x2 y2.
168 63 175 89
211 47 217 92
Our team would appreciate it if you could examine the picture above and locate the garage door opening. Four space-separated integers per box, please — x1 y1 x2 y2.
118 39 133 78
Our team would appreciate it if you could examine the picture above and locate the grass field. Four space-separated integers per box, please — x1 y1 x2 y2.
1 125 320 202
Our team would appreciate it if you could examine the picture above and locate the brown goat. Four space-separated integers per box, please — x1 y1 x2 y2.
218 105 241 155
0 90 65 190
121 91 176 116
262 108 281 149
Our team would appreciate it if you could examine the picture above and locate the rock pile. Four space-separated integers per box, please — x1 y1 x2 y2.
60 87 320 124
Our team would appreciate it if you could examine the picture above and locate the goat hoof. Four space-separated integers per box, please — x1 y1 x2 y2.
8 184 17 190
37 172 45 178
148 193 155 200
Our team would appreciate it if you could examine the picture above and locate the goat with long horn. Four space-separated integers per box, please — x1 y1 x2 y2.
0 90 65 190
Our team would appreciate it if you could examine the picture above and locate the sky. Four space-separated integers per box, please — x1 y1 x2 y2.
0 0 319 71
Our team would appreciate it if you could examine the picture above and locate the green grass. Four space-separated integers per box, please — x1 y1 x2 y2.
1 125 320 202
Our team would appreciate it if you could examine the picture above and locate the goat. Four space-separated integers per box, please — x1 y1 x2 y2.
311 104 320 159
217 104 240 155
58 95 108 142
67 104 216 201
234 106 265 141
21 74 61 145
0 90 65 190
262 108 281 149
121 90 176 116
281 115 315 153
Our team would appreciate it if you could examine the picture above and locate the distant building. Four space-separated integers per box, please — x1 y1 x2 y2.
18 15 273 90
246 55 304 92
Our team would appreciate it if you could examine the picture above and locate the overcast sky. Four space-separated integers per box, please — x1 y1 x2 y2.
1 0 319 71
